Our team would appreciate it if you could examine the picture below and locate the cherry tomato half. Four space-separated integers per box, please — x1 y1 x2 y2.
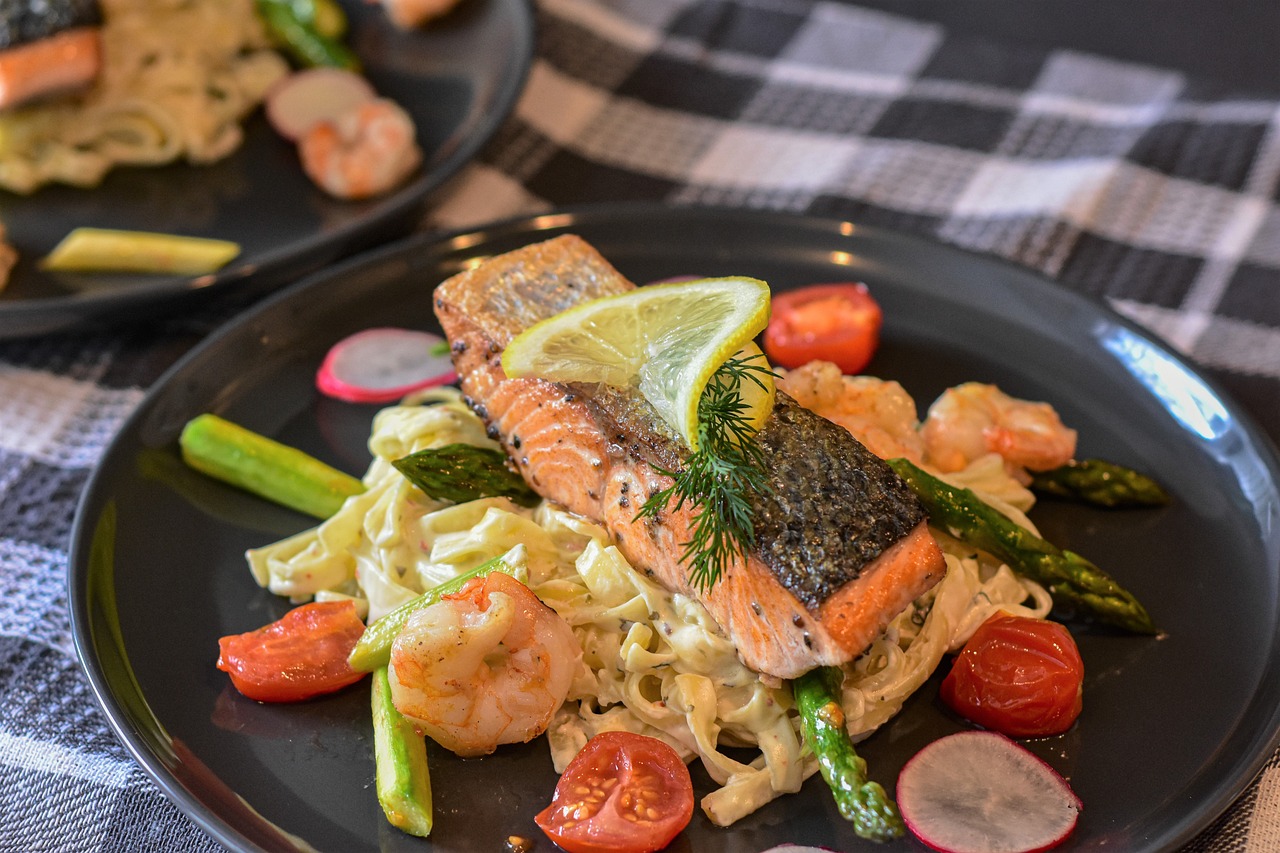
216 600 367 702
940 613 1084 738
535 731 694 853
764 282 883 374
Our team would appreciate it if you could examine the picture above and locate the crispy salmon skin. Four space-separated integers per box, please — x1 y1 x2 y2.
433 235 945 679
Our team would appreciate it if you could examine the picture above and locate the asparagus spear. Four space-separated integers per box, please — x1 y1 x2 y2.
255 0 359 69
794 666 904 841
1031 458 1170 508
372 667 433 837
393 444 540 507
180 414 364 519
347 547 526 672
887 458 1157 634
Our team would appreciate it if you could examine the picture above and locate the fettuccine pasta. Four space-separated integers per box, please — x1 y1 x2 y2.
248 387 1051 825
0 0 288 194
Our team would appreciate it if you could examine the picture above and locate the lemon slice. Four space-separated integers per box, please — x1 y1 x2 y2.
502 277 774 449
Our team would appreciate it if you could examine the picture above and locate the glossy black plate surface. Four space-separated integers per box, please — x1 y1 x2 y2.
0 0 533 339
70 204 1280 852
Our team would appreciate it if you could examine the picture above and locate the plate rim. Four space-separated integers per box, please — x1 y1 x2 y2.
68 201 1280 852
0 0 536 338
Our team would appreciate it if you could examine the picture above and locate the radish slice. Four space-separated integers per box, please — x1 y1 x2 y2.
316 328 456 403
896 731 1082 853
265 67 377 142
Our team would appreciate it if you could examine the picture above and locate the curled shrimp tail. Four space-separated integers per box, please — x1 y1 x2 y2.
388 572 580 757
921 383 1077 478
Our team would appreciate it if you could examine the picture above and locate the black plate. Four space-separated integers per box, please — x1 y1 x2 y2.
0 0 533 339
70 204 1280 852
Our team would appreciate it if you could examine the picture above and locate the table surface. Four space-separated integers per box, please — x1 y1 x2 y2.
854 0 1280 97
2 1 1279 851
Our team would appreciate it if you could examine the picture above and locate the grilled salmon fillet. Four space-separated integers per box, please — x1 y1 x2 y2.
433 235 945 679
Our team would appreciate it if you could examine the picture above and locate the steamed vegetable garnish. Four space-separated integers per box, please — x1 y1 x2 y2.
764 283 883 375
180 414 364 519
372 667 433 837
392 444 539 507
1030 458 1170 508
896 731 1082 853
635 348 776 592
41 227 240 274
347 547 526 673
794 666 904 841
940 614 1084 738
535 731 694 853
216 600 367 702
886 457 1157 634
316 327 455 403
254 0 358 69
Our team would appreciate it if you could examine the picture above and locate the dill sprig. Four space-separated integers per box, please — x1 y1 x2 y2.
636 352 775 593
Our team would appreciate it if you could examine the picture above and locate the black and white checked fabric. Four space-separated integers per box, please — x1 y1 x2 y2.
3 1 1279 850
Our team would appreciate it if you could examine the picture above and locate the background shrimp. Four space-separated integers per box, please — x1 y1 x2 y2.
298 98 422 200
387 572 581 758
921 382 1077 479
777 361 926 462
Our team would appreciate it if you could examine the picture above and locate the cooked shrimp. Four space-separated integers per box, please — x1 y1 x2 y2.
777 360 926 462
921 382 1077 478
387 571 580 758
378 0 462 29
298 98 422 200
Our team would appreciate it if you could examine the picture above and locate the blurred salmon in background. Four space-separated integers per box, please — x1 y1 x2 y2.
0 0 102 110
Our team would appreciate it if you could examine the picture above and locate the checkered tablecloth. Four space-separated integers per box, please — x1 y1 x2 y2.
3 1 1279 850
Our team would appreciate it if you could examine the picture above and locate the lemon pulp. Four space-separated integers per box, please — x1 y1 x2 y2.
501 277 774 449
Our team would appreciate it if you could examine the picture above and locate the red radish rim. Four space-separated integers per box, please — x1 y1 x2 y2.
264 67 377 142
315 327 456 404
896 731 1082 853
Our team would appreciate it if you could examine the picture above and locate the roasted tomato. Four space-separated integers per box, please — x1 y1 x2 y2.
764 282 883 374
940 613 1084 738
535 731 694 853
216 600 367 702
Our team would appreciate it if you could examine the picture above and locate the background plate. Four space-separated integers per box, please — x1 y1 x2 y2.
0 0 533 339
70 204 1280 852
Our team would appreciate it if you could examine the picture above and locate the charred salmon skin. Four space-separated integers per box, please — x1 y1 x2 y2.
433 235 945 679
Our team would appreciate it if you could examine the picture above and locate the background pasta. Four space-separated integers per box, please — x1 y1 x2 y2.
0 0 288 194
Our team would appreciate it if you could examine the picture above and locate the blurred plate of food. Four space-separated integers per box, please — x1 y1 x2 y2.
0 0 534 338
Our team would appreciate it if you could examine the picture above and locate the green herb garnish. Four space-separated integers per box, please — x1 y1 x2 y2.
636 353 774 592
